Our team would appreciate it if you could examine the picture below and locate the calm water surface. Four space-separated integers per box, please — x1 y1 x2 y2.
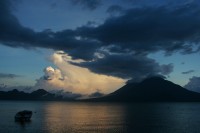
0 101 200 133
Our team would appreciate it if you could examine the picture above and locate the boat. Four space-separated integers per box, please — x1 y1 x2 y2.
15 110 32 121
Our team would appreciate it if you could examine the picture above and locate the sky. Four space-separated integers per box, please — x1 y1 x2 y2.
1 0 200 95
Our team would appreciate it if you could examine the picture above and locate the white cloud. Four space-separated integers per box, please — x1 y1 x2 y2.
34 51 126 94
43 66 64 80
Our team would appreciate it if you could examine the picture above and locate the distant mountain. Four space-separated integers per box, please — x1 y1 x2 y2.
91 77 200 102
2 77 200 102
0 89 75 101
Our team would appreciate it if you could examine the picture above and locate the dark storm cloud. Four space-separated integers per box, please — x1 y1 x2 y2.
70 0 102 10
71 53 173 80
1 0 200 80
0 0 99 60
182 70 195 74
2 0 200 57
0 0 35 47
106 5 124 16
77 3 200 55
0 73 21 79
160 64 174 75
184 76 200 93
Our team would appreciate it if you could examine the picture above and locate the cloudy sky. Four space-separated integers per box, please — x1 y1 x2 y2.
1 0 200 94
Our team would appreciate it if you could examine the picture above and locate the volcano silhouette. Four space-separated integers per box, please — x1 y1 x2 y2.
91 77 200 102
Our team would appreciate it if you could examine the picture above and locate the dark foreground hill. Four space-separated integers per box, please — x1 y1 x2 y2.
0 89 74 101
90 77 200 102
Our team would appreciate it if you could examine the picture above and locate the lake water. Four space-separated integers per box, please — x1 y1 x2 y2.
0 101 200 133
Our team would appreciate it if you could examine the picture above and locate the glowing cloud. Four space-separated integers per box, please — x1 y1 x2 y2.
34 51 126 94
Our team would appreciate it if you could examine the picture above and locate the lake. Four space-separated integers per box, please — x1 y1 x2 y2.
0 101 200 133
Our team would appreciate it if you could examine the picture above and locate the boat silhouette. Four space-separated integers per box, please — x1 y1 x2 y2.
15 110 32 121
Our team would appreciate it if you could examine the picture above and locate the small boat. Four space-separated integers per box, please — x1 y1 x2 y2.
15 110 32 121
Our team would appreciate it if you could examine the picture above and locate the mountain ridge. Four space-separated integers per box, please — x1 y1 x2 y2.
89 77 200 102
1 77 200 102
0 89 74 101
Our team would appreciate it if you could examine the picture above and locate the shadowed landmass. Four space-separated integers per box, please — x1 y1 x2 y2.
88 77 200 102
1 77 200 102
0 89 74 101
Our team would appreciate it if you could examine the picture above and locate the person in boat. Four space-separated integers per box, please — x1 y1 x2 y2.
15 110 32 121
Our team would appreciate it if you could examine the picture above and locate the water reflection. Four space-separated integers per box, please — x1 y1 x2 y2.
122 103 200 133
44 102 127 133
1 101 200 133
40 102 200 133
15 120 32 129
